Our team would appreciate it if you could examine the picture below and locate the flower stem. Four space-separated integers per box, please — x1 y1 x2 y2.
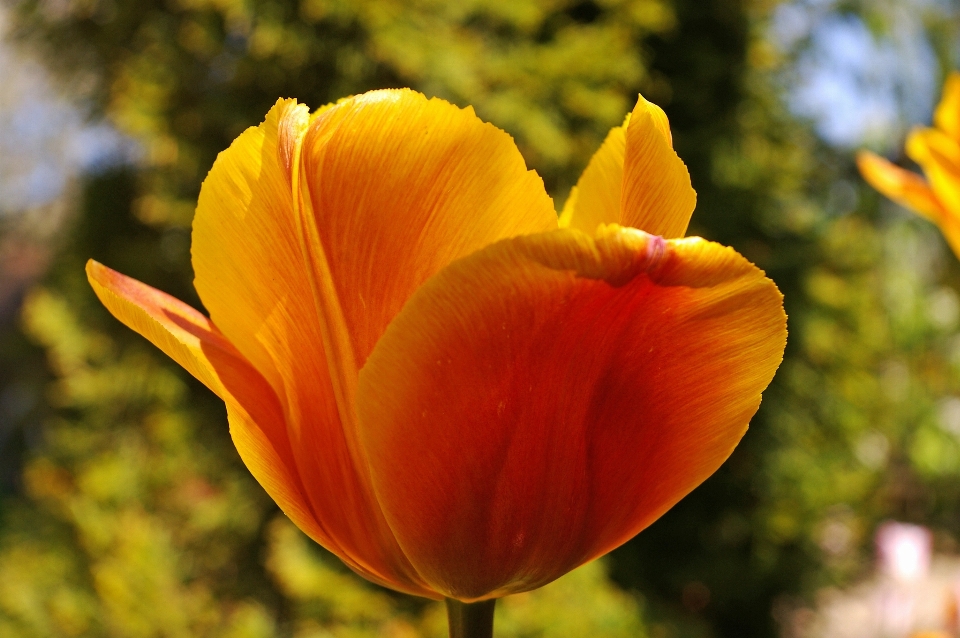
445 598 496 638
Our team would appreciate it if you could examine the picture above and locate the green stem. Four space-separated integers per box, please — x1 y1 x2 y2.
445 598 496 638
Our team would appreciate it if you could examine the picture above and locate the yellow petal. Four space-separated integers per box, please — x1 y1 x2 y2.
904 128 960 257
935 211 960 259
620 95 696 237
934 71 960 141
356 227 786 600
856 150 946 222
191 99 433 596
296 89 558 377
559 116 628 233
561 96 696 240
193 98 313 407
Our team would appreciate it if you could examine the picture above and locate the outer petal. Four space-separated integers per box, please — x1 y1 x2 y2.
190 100 432 595
356 227 786 601
87 261 434 596
194 98 311 395
934 72 960 142
560 96 696 239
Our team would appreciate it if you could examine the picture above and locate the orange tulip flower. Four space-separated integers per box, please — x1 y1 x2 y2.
858 72 960 258
87 90 786 611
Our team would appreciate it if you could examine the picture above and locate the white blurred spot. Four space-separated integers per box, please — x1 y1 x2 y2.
876 521 932 582
855 431 890 469
929 287 960 330
938 397 960 437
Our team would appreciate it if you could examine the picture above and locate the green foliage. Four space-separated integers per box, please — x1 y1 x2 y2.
0 287 276 636
10 0 676 233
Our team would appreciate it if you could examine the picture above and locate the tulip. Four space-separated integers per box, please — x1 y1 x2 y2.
87 89 786 636
858 72 960 259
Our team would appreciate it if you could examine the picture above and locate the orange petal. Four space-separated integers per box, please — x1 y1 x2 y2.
620 95 696 237
190 100 432 596
559 116 628 234
935 72 960 142
857 150 946 222
86 260 328 554
290 90 558 545
88 260 435 597
356 227 786 601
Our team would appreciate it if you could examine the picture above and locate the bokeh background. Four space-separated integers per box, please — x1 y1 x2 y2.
1 0 960 636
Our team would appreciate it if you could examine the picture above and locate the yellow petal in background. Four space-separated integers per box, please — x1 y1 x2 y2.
906 128 960 212
856 151 946 223
857 149 960 259
934 71 960 142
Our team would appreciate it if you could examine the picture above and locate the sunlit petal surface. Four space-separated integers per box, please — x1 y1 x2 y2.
297 89 557 373
561 95 695 238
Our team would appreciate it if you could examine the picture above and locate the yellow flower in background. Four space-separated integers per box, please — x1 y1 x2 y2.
87 89 786 603
858 72 960 257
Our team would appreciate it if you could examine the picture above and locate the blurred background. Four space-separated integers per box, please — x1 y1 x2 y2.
1 0 960 636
